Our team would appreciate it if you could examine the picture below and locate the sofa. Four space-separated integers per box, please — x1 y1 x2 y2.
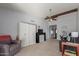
0 35 21 56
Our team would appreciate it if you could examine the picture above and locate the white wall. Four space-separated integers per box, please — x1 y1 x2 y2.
0 7 49 40
77 8 79 32
49 12 77 40
0 6 78 41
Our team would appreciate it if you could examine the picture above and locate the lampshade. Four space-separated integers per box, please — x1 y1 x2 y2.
71 32 78 37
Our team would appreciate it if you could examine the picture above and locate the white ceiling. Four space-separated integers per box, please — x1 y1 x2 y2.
0 3 79 18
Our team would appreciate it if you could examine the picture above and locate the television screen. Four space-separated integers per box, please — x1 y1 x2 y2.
38 29 43 33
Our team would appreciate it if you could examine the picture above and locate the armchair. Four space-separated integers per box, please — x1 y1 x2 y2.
0 35 21 56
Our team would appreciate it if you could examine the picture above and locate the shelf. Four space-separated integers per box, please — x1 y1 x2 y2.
64 50 76 56
61 42 79 56
63 54 76 56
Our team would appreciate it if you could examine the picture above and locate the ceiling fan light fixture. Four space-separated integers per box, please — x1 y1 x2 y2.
45 9 56 21
50 19 53 22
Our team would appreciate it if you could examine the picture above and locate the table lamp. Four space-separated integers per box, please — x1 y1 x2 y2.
71 32 78 43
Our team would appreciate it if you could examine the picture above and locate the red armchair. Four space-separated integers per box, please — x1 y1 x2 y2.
0 35 21 56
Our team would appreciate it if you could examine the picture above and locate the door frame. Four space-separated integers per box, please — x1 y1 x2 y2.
49 25 57 39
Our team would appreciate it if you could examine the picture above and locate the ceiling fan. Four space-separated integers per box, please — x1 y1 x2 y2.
45 9 56 21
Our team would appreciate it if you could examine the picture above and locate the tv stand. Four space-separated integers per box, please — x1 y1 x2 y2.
36 32 46 43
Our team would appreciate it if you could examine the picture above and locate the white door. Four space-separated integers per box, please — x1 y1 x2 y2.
29 24 36 45
19 22 36 47
19 23 27 47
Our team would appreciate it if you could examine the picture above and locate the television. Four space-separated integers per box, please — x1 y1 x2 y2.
38 29 43 33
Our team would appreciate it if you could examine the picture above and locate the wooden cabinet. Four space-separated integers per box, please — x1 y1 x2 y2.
61 42 79 56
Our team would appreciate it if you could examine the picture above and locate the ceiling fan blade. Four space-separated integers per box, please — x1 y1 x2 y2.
45 16 49 20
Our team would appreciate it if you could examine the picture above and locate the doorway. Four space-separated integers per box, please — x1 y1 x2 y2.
49 25 57 39
19 22 37 47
